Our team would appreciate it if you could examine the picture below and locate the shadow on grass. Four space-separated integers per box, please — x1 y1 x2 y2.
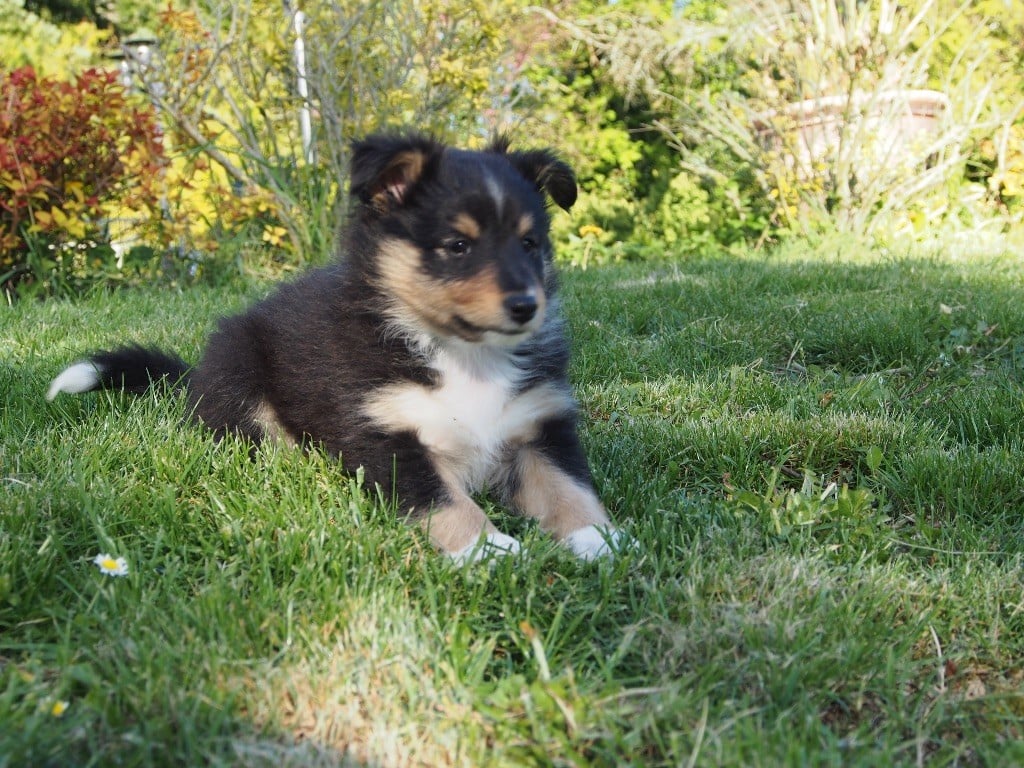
563 250 1024 548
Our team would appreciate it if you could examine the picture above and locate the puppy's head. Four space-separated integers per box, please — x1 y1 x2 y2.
350 134 576 347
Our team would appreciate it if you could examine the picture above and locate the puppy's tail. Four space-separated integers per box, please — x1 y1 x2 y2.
46 345 190 402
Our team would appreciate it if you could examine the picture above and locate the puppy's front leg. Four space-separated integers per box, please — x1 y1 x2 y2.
356 431 519 563
510 417 627 560
420 489 520 564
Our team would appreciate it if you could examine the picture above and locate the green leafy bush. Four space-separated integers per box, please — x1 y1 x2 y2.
126 0 522 266
0 66 165 296
549 0 1021 245
10 0 1019 284
517 3 775 258
0 0 110 77
512 68 647 264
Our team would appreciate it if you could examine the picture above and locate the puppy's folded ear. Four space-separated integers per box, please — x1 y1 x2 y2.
507 149 578 212
350 134 441 211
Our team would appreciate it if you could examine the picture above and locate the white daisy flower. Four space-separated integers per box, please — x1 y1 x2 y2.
93 553 129 577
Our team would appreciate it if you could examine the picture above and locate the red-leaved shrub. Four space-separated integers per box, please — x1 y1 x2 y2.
0 66 164 287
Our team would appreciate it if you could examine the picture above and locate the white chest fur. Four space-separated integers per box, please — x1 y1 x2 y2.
421 352 515 461
362 346 576 492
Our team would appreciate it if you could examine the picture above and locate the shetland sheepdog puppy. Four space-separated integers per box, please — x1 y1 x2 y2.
47 134 628 563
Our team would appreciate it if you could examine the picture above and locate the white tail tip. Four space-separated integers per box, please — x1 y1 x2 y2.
46 361 101 401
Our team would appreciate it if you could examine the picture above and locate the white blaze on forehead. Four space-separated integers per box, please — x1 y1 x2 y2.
484 171 505 215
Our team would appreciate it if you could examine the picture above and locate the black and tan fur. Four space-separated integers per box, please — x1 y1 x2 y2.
47 134 626 562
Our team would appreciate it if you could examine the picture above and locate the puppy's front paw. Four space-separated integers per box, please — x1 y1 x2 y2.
449 531 522 565
564 525 632 561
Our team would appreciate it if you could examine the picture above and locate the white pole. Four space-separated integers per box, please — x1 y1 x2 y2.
289 3 314 164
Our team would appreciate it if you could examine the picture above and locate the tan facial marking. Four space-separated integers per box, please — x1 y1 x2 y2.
452 213 481 240
517 213 535 237
441 267 507 329
512 450 610 540
375 238 527 338
374 239 441 333
375 239 422 300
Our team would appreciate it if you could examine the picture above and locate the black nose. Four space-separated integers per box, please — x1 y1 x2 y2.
504 294 538 324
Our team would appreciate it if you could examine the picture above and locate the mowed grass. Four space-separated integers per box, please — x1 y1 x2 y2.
3 236 1024 766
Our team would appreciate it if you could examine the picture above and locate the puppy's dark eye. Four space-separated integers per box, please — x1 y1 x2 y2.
446 239 471 257
521 236 538 252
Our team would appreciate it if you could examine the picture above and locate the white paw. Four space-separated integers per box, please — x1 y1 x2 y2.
449 531 522 565
564 525 632 561
46 361 102 401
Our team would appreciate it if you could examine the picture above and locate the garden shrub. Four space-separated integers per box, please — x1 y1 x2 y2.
0 65 164 296
512 68 647 264
0 0 110 78
6 0 1019 289
514 3 776 259
3 1 533 286
547 0 1021 245
127 0 522 266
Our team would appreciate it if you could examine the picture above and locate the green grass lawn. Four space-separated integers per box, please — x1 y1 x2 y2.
3 237 1024 766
